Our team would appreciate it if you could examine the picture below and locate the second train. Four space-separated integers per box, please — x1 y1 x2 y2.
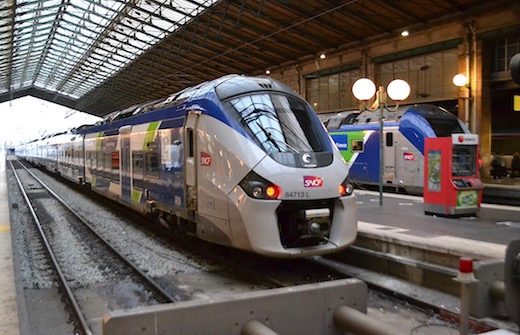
320 104 479 195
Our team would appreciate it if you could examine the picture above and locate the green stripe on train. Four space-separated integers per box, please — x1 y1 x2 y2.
95 131 105 151
132 189 143 204
143 121 161 151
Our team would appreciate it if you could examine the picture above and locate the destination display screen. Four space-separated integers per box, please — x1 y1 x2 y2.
452 145 477 176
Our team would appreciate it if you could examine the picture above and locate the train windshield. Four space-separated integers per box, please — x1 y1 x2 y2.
228 93 328 153
225 93 332 167
426 117 466 137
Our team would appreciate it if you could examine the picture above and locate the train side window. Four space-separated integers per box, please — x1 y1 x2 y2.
386 132 394 147
133 151 144 188
187 128 194 158
97 151 104 175
111 151 120 182
351 140 364 152
133 152 144 177
89 151 96 170
104 152 112 178
145 151 160 177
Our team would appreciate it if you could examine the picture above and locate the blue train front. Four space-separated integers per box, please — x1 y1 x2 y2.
322 104 472 194
18 75 358 258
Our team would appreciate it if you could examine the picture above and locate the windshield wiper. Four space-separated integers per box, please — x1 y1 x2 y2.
256 121 298 153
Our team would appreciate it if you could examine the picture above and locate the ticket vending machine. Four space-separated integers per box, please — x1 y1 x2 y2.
423 134 483 216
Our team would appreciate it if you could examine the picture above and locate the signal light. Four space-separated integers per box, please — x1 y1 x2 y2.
265 185 280 199
339 178 354 196
459 257 473 273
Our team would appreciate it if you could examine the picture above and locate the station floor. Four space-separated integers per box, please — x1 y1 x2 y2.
1 152 519 335
355 190 520 259
0 152 19 335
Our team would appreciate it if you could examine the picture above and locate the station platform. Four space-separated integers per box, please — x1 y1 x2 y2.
482 177 520 206
350 190 520 333
355 189 519 258
0 152 20 335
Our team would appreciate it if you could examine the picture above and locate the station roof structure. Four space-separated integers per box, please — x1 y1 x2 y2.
0 0 515 116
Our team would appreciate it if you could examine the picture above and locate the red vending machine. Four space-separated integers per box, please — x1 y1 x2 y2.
423 134 483 216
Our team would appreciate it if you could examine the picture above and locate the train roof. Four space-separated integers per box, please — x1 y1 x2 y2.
92 74 297 126
21 74 302 144
321 104 457 130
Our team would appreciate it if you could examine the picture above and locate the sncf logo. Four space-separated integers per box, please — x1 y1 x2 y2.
200 152 212 166
304 176 323 188
403 152 415 161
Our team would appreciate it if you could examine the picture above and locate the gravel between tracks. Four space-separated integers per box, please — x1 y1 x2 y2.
8 165 227 297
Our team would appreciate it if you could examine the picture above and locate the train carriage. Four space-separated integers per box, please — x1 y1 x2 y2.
321 104 472 194
18 74 358 258
55 132 85 183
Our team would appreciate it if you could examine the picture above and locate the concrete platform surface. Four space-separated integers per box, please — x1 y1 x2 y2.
0 152 19 335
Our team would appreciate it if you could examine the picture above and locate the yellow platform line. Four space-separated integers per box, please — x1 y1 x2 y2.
0 225 11 232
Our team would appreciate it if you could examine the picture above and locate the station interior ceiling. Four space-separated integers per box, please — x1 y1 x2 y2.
0 0 518 117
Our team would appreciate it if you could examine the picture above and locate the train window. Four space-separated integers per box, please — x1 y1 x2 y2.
111 151 120 183
351 140 364 152
226 93 328 153
187 128 194 158
89 151 96 170
426 117 465 137
111 151 120 169
132 151 144 188
104 152 112 178
145 151 160 177
386 133 394 147
97 151 104 175
133 152 144 174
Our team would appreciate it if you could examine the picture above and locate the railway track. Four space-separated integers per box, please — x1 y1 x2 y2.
10 158 516 334
9 159 177 334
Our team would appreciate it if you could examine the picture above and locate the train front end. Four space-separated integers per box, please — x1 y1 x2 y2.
211 76 357 258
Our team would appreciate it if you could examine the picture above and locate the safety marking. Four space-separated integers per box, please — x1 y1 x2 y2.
356 189 520 211
359 221 506 258
0 225 11 232
497 221 520 228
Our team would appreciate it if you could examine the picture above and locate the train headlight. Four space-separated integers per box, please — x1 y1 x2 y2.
339 178 354 196
240 171 281 200
252 186 263 198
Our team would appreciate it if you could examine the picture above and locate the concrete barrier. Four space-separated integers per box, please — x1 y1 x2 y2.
103 278 367 335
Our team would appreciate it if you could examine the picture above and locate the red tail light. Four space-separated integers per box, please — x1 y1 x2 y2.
265 185 281 199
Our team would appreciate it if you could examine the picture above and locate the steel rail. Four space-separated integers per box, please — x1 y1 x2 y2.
9 159 93 335
13 159 177 302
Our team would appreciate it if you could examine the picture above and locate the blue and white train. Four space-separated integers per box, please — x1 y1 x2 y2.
17 74 357 258
320 104 472 194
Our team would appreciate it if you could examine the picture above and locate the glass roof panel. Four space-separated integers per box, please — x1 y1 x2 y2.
0 0 218 99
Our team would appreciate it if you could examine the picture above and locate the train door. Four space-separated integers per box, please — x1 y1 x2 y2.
119 125 132 203
395 145 422 193
383 130 396 183
184 111 200 214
